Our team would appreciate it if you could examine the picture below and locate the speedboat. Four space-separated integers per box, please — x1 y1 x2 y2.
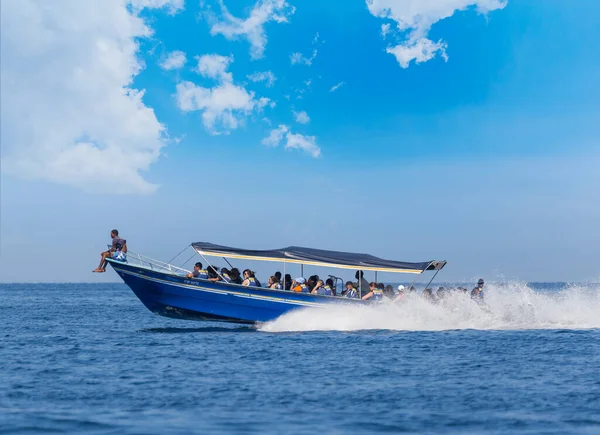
107 242 446 324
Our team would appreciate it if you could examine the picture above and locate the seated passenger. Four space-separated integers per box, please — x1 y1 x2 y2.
436 286 447 300
274 271 282 283
307 275 319 291
229 268 243 284
284 274 292 290
325 278 335 296
267 276 282 290
312 279 333 296
383 284 395 299
471 279 485 300
292 277 310 293
207 265 219 280
209 267 231 282
362 282 384 301
93 229 127 272
394 285 405 302
186 262 208 279
242 269 260 287
423 288 437 303
377 283 386 298
342 281 357 298
220 268 232 282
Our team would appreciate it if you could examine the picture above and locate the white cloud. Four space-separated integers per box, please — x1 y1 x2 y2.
160 50 187 70
195 54 233 81
381 23 391 39
285 132 320 157
262 125 321 157
366 0 507 68
176 54 271 135
247 70 277 87
329 81 345 92
262 124 289 146
0 0 173 194
386 38 448 68
208 0 295 59
130 0 185 15
293 110 310 124
290 49 317 66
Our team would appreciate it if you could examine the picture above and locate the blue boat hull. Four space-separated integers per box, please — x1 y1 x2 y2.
108 260 362 324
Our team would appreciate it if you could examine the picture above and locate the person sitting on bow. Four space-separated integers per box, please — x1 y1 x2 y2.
93 229 127 273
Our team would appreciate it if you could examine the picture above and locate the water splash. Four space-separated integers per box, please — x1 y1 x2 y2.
259 282 600 332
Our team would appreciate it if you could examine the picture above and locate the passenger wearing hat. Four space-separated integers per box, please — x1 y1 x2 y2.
394 285 405 302
471 279 485 301
292 277 310 293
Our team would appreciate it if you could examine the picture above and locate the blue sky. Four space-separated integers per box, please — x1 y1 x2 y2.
1 0 599 283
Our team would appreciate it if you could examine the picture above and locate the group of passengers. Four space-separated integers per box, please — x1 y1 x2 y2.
405 279 487 306
184 262 487 305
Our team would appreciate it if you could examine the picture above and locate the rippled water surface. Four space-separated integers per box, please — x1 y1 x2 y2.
1 283 600 434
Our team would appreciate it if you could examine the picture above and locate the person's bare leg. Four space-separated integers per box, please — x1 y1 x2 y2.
93 252 109 272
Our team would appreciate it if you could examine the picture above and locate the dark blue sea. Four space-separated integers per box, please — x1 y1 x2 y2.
1 283 600 434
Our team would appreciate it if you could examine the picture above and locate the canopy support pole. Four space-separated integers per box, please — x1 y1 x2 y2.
283 260 286 290
197 251 227 282
423 269 441 291
301 264 304 277
167 244 191 266
223 257 234 269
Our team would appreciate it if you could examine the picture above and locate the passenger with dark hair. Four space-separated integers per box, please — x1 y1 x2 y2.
471 279 485 300
423 288 437 303
242 269 260 287
207 265 230 282
220 268 231 282
229 268 243 284
343 281 358 299
436 287 447 300
325 278 335 296
274 271 282 282
284 274 292 290
383 284 395 299
307 275 319 291
186 262 208 279
93 229 127 272
354 270 370 297
206 265 219 280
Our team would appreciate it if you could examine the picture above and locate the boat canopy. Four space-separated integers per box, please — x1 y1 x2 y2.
191 242 446 274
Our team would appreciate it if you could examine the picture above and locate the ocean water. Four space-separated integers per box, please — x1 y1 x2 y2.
1 282 599 434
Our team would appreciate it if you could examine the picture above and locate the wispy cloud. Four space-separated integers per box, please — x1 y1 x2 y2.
329 81 345 92
208 0 295 60
290 49 317 66
366 0 507 68
293 110 310 124
247 70 277 87
130 0 185 15
262 125 320 157
160 50 187 70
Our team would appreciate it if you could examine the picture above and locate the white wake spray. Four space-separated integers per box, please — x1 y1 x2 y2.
259 282 600 332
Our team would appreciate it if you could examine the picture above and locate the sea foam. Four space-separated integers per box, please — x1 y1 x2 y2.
259 282 600 332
